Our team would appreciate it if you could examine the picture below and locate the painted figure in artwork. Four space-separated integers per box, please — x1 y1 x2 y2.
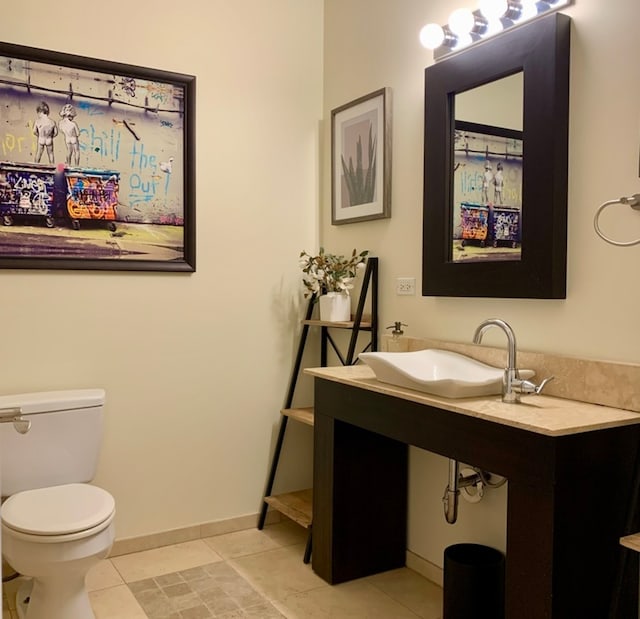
59 104 81 166
33 101 58 164
493 161 504 205
481 160 493 204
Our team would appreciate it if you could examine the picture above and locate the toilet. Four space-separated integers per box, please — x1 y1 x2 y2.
0 389 115 619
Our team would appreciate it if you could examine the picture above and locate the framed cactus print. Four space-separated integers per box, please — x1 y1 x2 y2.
331 88 391 225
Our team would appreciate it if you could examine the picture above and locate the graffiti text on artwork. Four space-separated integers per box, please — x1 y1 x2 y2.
1 127 35 158
146 82 172 104
128 173 160 206
79 125 121 160
12 174 51 212
128 142 171 206
458 170 483 195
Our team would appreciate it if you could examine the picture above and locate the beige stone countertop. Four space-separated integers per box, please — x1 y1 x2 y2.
305 365 640 437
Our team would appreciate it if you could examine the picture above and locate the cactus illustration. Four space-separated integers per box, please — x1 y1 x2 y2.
341 124 377 206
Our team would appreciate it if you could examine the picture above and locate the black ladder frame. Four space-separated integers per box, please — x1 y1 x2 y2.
257 257 378 563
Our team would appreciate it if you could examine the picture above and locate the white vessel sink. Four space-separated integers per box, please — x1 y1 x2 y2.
359 349 534 399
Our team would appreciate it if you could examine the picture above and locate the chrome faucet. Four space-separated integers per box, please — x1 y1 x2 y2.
473 318 554 403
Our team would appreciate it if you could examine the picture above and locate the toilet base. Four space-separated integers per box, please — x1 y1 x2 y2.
14 574 95 619
15 578 30 619
2 508 114 619
16 578 33 619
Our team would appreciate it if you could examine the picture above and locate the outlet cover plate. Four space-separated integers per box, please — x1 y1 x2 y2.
396 277 416 295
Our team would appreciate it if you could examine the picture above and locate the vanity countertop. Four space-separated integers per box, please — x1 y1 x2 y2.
305 365 640 436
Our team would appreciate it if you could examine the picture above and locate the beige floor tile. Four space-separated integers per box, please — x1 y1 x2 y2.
203 521 306 561
272 580 421 618
365 568 443 619
229 543 326 601
89 584 148 619
260 520 309 547
204 527 286 560
128 562 283 618
111 540 223 583
86 559 125 592
200 512 279 539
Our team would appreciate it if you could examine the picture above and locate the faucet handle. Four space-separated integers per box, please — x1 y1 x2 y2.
534 376 555 394
514 375 555 396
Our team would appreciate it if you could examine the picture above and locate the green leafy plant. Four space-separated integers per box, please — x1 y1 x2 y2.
341 125 377 206
299 248 369 297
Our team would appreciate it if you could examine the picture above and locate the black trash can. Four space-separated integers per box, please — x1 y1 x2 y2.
443 543 505 619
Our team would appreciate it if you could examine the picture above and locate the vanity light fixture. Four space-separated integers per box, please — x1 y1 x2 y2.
420 0 573 60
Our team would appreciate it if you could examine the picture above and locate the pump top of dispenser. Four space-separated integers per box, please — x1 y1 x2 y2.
387 322 407 337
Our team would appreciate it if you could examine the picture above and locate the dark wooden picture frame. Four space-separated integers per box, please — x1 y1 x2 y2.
422 13 570 298
0 42 195 272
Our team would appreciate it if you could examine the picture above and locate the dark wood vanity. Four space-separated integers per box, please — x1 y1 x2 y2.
309 368 640 619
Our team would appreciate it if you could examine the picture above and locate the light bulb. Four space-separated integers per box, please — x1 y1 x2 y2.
479 0 508 21
448 8 475 36
516 0 538 21
419 23 445 49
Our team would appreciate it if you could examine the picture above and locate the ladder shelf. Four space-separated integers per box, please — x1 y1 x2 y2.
257 257 378 564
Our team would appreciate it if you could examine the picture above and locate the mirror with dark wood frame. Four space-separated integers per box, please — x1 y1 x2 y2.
422 12 571 298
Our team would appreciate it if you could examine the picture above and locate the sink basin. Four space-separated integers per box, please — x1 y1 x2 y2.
359 349 534 399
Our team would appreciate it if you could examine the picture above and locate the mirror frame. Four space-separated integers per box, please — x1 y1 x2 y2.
422 13 571 298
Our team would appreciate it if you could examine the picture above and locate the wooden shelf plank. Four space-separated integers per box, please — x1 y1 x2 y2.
265 489 312 528
620 533 640 552
302 318 372 329
282 407 314 426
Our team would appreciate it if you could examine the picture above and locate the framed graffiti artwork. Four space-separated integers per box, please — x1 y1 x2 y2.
0 42 195 271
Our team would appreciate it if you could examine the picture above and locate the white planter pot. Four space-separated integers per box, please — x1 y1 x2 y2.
319 292 351 322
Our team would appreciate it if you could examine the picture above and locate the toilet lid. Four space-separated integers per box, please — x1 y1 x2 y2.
1 483 115 536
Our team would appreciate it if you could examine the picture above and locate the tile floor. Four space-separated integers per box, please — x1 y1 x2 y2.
2 520 443 618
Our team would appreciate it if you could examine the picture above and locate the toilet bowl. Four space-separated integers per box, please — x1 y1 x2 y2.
2 483 115 619
0 389 115 619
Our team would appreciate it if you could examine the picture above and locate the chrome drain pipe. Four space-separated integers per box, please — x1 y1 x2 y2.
443 459 484 524
443 459 460 524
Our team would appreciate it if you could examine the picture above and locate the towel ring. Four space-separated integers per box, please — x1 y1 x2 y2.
594 194 640 247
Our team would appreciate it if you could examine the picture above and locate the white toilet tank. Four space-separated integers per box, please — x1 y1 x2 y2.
0 389 106 497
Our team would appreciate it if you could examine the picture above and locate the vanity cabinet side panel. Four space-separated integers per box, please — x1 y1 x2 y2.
312 411 335 581
313 407 408 584
505 480 555 619
552 427 640 618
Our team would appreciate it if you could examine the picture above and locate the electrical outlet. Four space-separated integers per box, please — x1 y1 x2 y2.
396 277 416 295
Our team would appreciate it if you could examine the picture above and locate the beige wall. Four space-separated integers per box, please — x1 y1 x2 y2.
0 1 322 539
323 0 640 566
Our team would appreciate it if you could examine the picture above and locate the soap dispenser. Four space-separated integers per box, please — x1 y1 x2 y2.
386 322 408 352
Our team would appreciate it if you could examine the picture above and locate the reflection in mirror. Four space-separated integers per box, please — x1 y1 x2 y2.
455 73 523 129
452 73 524 263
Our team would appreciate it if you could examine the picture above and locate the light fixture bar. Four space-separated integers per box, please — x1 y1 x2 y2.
421 0 572 61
